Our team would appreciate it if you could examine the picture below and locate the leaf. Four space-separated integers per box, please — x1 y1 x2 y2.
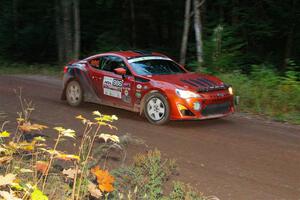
61 129 76 138
31 188 48 200
62 168 80 179
39 148 59 155
0 156 12 164
91 166 114 193
16 117 24 122
20 168 34 173
0 190 22 200
0 131 10 138
53 127 65 132
0 173 16 186
92 111 102 117
8 141 36 151
33 136 46 142
88 182 102 198
35 161 49 174
111 115 118 120
99 133 120 143
55 153 80 161
19 123 48 132
0 145 14 155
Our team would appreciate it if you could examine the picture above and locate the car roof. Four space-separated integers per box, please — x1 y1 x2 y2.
105 50 167 60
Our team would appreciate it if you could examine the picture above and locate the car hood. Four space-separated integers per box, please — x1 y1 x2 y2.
147 72 226 91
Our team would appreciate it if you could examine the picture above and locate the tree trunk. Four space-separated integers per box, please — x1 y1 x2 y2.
12 0 18 55
55 0 64 64
73 0 80 60
193 0 204 63
231 0 239 25
129 0 136 48
180 0 192 65
283 26 294 69
62 0 73 62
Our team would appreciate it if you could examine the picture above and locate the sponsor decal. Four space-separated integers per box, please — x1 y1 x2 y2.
136 84 142 89
122 95 131 103
143 85 148 90
124 89 129 96
123 82 131 88
122 89 131 103
135 92 142 98
103 76 123 99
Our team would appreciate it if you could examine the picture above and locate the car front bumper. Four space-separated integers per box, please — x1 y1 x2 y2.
169 92 235 120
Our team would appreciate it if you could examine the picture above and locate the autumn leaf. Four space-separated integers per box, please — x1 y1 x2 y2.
0 190 22 200
0 173 16 186
55 153 80 161
31 188 48 200
88 181 102 198
91 166 114 193
0 131 10 138
62 168 80 179
9 141 36 151
35 161 49 174
0 156 12 164
99 133 120 143
19 123 48 132
0 145 14 155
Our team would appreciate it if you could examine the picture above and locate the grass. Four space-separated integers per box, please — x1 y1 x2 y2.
0 61 61 76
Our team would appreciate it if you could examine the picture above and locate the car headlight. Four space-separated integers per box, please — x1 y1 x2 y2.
175 89 200 99
228 87 233 95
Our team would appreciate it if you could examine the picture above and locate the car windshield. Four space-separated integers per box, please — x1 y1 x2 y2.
130 59 186 75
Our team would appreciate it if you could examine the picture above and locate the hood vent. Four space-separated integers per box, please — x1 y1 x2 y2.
181 78 229 92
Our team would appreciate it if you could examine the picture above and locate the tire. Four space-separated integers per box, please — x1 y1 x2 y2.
144 92 170 125
66 80 83 106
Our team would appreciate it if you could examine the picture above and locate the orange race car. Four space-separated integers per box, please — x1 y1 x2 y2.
61 50 235 124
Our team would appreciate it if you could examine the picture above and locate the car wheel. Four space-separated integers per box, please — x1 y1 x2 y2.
66 80 83 106
144 92 170 125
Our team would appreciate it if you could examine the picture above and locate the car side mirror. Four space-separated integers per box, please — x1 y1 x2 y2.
114 67 126 76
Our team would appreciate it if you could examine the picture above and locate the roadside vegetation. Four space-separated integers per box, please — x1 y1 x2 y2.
219 67 300 124
0 94 215 200
0 60 60 76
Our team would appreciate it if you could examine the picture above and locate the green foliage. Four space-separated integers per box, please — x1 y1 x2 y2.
219 64 300 124
202 25 246 72
165 181 207 200
112 149 177 200
0 60 60 75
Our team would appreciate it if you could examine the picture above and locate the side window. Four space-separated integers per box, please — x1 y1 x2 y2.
101 56 132 75
88 57 101 69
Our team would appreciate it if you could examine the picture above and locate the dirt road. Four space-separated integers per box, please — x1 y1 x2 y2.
0 75 299 200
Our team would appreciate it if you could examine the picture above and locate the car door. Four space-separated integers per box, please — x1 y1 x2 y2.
99 55 136 109
87 56 105 100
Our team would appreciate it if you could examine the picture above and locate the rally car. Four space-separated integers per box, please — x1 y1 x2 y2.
61 50 235 124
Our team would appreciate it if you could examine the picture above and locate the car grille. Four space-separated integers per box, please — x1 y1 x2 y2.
201 101 231 116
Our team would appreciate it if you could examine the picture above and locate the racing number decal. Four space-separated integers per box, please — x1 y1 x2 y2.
103 76 123 98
